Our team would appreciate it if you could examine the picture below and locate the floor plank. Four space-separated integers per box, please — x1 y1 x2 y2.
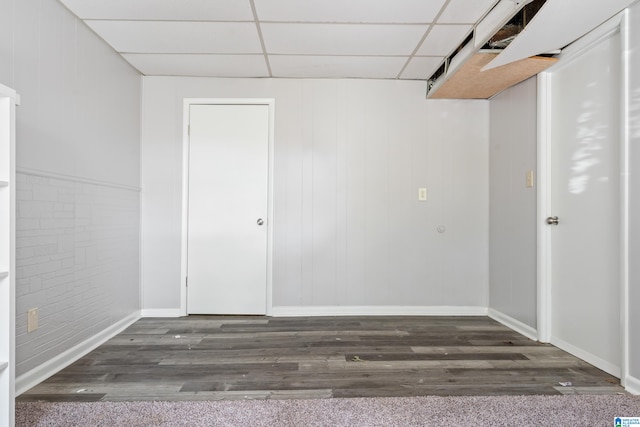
17 316 626 401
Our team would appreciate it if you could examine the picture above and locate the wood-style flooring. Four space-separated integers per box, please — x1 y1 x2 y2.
17 316 625 401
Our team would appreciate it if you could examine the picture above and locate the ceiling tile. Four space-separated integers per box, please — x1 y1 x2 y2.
254 0 447 23
85 21 263 54
400 57 444 79
437 0 499 24
485 0 636 70
416 24 473 56
122 54 270 77
269 55 407 78
261 23 428 56
58 0 254 21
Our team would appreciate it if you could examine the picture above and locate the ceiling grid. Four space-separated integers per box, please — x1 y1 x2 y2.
58 0 500 79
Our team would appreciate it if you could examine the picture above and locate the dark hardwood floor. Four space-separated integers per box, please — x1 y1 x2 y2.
17 316 625 401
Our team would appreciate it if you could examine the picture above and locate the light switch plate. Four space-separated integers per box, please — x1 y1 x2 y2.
526 170 534 188
418 187 427 201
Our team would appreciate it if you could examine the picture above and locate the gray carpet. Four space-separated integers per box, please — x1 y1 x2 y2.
15 395 640 426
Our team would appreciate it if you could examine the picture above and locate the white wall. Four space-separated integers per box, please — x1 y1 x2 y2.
0 0 142 381
626 1 640 392
142 77 489 313
488 78 538 331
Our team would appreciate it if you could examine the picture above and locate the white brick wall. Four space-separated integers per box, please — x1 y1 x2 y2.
15 173 140 376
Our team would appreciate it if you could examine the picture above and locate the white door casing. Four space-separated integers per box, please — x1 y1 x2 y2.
182 100 274 315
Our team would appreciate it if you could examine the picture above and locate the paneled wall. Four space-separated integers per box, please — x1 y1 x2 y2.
15 174 139 375
488 78 538 332
141 77 489 313
0 0 142 383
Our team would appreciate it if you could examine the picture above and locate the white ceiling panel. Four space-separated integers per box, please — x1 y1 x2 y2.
400 57 445 80
254 0 447 23
58 0 254 21
437 0 499 24
415 24 473 56
85 21 263 54
56 0 603 80
261 23 428 56
122 54 270 77
269 55 407 78
485 0 637 70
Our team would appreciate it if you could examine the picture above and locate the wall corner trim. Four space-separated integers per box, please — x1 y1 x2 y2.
624 375 640 395
15 311 141 396
488 308 538 341
140 309 182 318
271 305 488 317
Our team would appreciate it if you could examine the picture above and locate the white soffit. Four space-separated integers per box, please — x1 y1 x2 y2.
122 54 270 77
261 23 428 56
416 24 473 56
484 0 637 70
437 0 500 24
254 0 446 23
58 0 254 21
269 55 408 79
401 57 445 79
85 21 263 54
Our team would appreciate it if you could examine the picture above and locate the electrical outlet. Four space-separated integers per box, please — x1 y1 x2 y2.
27 308 38 333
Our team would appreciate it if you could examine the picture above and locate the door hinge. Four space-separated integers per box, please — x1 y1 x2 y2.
188 125 190 136
185 277 188 287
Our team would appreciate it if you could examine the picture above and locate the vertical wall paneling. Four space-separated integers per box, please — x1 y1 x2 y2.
2 0 142 391
141 77 490 314
488 78 538 335
0 0 14 86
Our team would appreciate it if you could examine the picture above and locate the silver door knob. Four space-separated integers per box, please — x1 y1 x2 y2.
546 216 559 225
257 218 264 226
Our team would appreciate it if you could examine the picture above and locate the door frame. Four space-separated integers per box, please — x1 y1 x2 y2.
180 98 276 316
537 11 629 384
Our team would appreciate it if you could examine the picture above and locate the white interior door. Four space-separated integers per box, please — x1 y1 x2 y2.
546 30 621 376
187 104 269 314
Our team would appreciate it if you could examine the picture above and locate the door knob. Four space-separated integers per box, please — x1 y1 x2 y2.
546 216 559 225
257 218 264 226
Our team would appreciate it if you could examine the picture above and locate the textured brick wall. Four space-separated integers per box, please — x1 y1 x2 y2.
15 173 140 376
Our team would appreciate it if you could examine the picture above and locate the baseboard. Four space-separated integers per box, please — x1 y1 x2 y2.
16 311 141 396
271 305 488 317
624 374 640 395
140 308 182 317
488 308 538 341
551 336 621 378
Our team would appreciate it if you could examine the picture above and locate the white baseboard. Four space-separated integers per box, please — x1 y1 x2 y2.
16 311 141 396
140 308 182 317
271 305 488 317
488 308 538 341
624 374 640 395
551 336 621 378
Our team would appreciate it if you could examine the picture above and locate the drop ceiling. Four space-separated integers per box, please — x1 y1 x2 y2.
57 0 501 80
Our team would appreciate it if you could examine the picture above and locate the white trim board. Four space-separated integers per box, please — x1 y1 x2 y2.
15 312 141 396
551 335 621 379
625 375 640 395
271 306 488 317
16 167 141 192
488 308 538 342
0 83 20 104
140 308 182 318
